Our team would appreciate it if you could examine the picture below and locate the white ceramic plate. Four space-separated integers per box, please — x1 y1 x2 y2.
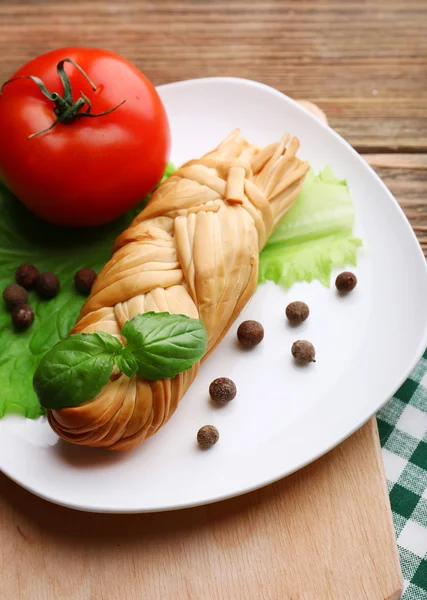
1 78 427 513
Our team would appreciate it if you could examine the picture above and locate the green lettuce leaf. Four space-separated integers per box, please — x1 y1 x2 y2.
0 166 174 419
259 167 362 289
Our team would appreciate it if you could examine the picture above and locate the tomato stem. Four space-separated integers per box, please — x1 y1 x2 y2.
1 58 125 139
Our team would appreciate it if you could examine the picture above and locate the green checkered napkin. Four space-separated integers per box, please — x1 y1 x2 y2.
378 348 427 599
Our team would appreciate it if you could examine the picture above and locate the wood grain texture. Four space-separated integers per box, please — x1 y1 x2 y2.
0 420 402 600
0 0 426 151
366 154 427 255
0 0 425 251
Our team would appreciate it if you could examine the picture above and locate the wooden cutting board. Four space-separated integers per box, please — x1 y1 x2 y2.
0 420 402 600
0 103 402 600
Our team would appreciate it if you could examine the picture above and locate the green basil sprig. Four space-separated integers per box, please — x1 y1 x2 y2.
33 312 207 410
33 332 123 411
122 312 208 381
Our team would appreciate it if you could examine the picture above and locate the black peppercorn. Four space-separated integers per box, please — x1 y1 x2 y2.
12 304 34 331
286 301 310 324
209 377 237 405
3 284 28 310
36 272 60 299
237 320 264 348
291 340 316 364
197 425 219 449
75 268 97 295
16 264 39 289
335 271 357 292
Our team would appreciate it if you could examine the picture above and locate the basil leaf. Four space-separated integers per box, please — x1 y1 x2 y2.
121 312 207 380
94 331 123 353
115 350 138 378
33 333 118 410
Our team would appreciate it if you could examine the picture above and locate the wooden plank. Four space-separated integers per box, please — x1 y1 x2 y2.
0 0 426 151
314 100 427 153
364 154 427 256
365 155 427 169
0 419 402 600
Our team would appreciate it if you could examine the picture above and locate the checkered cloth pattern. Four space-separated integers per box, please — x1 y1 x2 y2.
378 349 427 599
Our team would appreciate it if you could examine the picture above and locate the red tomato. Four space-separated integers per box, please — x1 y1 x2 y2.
0 48 170 226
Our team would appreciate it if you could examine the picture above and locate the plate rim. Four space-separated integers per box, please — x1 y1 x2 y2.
1 76 427 513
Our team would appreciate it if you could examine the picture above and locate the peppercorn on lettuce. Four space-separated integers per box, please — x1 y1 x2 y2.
47 130 309 450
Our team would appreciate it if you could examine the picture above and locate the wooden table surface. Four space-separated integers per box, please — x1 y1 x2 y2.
0 1 426 254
